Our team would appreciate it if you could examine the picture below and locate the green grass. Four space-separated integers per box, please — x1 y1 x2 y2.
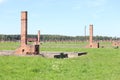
41 41 87 52
0 41 120 80
41 41 113 52
0 42 19 50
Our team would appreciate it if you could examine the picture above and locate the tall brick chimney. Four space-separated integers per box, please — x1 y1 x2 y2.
38 30 40 43
21 11 27 46
89 24 93 45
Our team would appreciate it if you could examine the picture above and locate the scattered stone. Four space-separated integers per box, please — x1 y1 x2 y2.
54 53 68 58
41 52 87 59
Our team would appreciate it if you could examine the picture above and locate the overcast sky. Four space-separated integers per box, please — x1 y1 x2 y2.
0 0 120 37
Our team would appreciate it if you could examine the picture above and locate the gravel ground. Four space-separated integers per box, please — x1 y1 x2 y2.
0 50 15 56
0 51 87 58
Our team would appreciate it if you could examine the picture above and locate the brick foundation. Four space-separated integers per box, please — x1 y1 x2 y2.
15 11 39 54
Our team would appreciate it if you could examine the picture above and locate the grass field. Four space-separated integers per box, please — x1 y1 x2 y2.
0 41 120 80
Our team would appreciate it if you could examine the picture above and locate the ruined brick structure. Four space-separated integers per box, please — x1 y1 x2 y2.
86 24 99 48
112 41 120 47
15 11 39 54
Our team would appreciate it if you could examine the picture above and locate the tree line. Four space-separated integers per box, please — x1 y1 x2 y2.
0 34 119 42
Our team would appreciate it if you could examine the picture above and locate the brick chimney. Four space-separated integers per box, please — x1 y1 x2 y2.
21 11 27 46
38 30 40 43
89 24 93 45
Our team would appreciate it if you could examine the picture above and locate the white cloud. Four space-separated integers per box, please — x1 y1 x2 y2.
86 0 107 19
72 6 81 10
0 0 4 4
92 8 105 19
0 0 3 2
87 0 107 8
